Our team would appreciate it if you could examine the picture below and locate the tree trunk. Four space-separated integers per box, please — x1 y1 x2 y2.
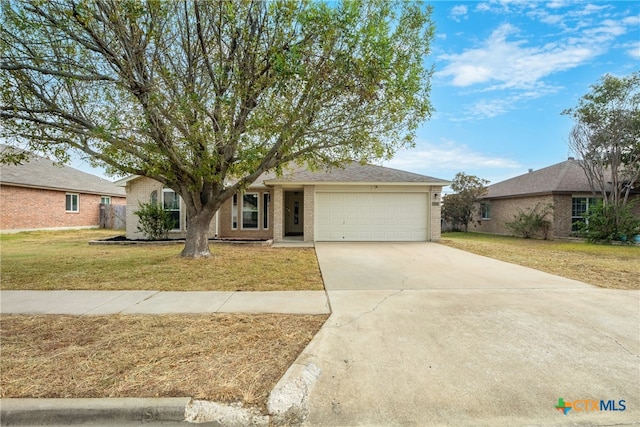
181 209 216 258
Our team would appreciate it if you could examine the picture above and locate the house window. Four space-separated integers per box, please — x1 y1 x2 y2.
65 193 79 212
571 197 597 231
150 190 158 204
481 201 491 220
263 193 270 229
243 193 259 229
162 188 181 231
101 196 111 205
232 194 238 230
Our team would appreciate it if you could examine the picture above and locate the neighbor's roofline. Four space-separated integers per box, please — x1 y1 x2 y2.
0 181 126 197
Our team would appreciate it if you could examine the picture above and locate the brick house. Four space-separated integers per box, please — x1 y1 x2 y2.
0 146 126 232
473 158 640 239
118 163 450 243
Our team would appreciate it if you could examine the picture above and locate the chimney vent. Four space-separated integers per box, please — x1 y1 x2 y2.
528 168 533 173
568 157 575 160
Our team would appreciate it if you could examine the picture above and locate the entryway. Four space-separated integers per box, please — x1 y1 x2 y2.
284 191 304 237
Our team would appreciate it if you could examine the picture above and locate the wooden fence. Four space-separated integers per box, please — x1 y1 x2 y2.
99 204 126 230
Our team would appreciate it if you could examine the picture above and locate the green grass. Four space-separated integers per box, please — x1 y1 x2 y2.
440 232 640 290
0 229 324 291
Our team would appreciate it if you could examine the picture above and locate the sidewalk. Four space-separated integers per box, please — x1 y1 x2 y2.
0 290 330 315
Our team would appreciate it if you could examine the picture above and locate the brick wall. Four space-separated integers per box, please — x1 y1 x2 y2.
273 186 284 241
430 188 443 241
0 184 125 231
473 195 555 238
303 185 315 242
217 189 273 240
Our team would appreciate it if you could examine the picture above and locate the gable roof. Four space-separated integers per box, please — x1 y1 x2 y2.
484 159 593 199
0 145 126 197
117 162 451 190
264 162 450 186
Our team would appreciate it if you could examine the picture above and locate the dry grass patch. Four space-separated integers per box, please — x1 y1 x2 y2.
0 314 327 410
0 230 323 291
440 232 640 290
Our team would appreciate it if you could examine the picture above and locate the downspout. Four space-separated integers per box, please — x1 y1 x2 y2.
215 208 219 238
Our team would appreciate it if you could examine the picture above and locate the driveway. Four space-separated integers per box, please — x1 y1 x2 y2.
298 242 639 426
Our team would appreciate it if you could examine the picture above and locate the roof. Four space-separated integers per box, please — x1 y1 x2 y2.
0 145 126 197
484 159 593 199
264 162 450 186
117 162 451 189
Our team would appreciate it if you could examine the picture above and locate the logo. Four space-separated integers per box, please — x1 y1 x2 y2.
555 398 626 415
555 398 572 415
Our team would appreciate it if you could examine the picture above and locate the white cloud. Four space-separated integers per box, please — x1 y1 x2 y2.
383 140 521 172
437 23 598 90
450 5 468 22
626 41 640 59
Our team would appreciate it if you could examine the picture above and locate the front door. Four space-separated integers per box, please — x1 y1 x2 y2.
285 191 304 236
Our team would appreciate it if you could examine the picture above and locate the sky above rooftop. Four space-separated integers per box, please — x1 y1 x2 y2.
382 0 639 188
67 0 639 189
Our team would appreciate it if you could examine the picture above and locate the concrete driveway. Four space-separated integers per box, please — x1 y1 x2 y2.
297 242 639 426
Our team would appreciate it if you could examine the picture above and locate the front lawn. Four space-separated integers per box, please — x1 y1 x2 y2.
0 313 327 410
0 229 328 410
0 229 324 291
440 232 640 290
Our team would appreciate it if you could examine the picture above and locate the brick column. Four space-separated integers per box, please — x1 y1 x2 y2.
303 185 315 242
430 189 442 242
273 186 284 241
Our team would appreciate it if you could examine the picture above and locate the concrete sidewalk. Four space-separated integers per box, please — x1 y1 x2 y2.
0 290 330 315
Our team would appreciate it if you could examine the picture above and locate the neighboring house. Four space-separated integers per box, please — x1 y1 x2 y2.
118 162 450 243
473 158 640 239
0 146 126 232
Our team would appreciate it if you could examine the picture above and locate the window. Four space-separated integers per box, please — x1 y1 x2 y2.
232 194 238 230
65 193 79 212
101 196 111 205
572 197 597 231
263 193 270 229
481 201 491 220
150 190 158 204
162 188 181 231
242 193 259 229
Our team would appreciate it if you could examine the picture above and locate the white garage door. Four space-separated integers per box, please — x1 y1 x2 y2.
316 192 428 241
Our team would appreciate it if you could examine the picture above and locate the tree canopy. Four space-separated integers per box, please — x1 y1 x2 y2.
0 0 435 257
563 72 640 238
442 172 488 232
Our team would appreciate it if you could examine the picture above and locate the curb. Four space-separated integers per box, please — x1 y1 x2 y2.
0 397 190 425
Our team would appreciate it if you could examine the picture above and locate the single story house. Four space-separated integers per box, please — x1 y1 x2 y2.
0 145 126 232
473 158 640 239
118 162 450 243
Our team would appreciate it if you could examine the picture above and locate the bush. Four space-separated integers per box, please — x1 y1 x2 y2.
506 203 553 239
577 201 640 243
133 202 176 240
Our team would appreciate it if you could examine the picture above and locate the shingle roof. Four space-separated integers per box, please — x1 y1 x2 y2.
0 145 126 196
484 159 593 199
265 162 450 185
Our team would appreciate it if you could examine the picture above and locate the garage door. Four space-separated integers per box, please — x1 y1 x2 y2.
316 192 428 241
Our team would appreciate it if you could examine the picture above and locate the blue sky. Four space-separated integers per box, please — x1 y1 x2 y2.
382 0 640 189
70 0 639 189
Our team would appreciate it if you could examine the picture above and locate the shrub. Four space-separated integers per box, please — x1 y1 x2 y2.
506 203 553 239
577 201 640 243
133 202 176 240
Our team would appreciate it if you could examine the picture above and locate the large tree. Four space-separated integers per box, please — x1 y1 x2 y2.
442 172 488 232
0 0 435 257
563 72 640 233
